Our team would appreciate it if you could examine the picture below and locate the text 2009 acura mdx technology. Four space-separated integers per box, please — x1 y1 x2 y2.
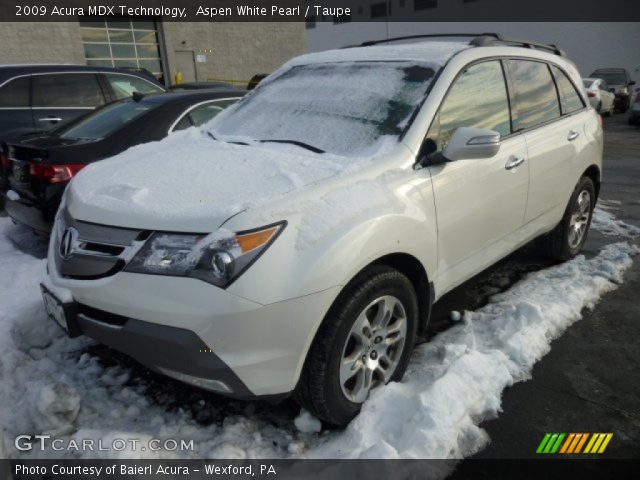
42 34 603 426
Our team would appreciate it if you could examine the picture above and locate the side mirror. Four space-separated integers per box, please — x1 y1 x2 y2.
441 127 502 161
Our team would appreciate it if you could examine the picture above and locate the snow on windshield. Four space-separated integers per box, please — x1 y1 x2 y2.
209 62 436 157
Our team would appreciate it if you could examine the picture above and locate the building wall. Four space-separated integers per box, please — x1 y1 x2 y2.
307 22 640 83
0 21 307 87
162 22 307 85
0 22 85 64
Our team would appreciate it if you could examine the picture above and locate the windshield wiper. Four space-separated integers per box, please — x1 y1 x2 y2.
259 139 325 154
207 131 248 146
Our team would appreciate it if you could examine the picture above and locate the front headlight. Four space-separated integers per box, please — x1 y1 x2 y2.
125 222 285 288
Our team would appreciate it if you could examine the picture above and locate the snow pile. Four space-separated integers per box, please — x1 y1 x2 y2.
0 206 638 459
593 200 640 239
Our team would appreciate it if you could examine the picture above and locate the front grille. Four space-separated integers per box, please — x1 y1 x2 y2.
54 210 149 280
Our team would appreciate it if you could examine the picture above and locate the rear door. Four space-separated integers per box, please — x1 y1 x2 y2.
31 73 106 130
427 60 529 289
0 76 33 136
506 60 588 224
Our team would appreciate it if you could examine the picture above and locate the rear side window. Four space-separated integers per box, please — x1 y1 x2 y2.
551 66 585 115
105 74 163 100
32 74 104 107
508 60 561 131
429 60 511 151
0 77 30 107
188 99 238 127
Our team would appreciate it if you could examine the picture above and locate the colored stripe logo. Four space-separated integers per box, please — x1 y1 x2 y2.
536 433 613 454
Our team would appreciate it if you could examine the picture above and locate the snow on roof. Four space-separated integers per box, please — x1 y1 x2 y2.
287 41 471 67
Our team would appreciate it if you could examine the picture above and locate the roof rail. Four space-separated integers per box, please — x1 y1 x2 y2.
470 34 566 56
351 32 565 57
356 33 498 47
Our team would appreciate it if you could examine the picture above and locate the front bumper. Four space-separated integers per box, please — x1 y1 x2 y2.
44 235 341 397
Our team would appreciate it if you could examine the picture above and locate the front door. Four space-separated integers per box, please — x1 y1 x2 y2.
174 51 197 83
424 60 529 292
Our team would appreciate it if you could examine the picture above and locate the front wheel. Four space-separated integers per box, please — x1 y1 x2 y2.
295 265 418 426
535 176 595 261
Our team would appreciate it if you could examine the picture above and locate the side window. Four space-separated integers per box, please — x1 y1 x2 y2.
32 74 104 107
600 81 608 91
508 60 561 130
0 77 30 107
105 74 164 100
429 61 511 151
172 115 192 131
188 99 238 127
551 65 585 115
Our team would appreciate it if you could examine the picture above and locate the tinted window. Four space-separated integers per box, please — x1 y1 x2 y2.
508 60 560 130
591 71 627 85
188 99 238 127
58 100 156 141
551 66 585 114
429 61 511 151
32 73 104 107
105 74 164 100
0 77 30 107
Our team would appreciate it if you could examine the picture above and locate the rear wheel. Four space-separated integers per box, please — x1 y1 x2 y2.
535 176 595 261
295 265 418 426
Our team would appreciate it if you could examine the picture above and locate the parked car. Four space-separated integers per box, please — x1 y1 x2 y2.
0 64 165 138
247 74 268 91
41 34 602 426
171 81 240 91
629 87 640 126
589 68 636 113
0 90 241 234
582 78 615 116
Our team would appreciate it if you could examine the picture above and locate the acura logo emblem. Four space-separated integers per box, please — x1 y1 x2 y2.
59 227 79 260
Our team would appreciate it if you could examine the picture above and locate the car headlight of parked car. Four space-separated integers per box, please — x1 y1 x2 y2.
125 222 285 287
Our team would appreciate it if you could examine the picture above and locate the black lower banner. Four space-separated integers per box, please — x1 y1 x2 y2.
2 459 640 480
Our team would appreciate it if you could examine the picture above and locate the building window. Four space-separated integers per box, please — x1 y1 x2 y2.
305 16 316 29
79 18 164 83
370 2 388 18
334 14 351 24
414 0 438 10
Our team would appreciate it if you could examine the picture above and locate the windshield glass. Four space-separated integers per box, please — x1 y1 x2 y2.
593 72 626 85
583 80 594 88
58 100 157 141
209 62 436 157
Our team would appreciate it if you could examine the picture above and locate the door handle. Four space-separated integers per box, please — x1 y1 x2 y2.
567 130 580 141
38 117 62 123
505 156 526 170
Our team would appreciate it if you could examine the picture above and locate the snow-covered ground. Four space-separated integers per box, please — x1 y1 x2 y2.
0 204 637 459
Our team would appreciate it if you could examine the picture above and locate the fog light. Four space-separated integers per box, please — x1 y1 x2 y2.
156 367 232 394
211 250 234 278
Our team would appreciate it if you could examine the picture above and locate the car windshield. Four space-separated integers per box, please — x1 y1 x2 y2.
209 61 436 157
583 80 594 88
58 100 157 141
593 72 626 85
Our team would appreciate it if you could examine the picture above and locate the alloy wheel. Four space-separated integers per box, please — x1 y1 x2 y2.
568 190 591 249
339 295 408 403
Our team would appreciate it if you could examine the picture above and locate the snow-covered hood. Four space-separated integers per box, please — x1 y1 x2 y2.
66 128 372 232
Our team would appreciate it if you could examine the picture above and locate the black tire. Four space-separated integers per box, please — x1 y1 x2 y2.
535 176 596 261
294 265 419 426
596 101 602 114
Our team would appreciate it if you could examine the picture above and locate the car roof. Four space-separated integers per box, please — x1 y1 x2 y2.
121 89 245 106
0 64 162 85
591 68 628 73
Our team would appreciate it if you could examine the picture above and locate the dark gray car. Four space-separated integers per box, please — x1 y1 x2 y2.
589 68 636 113
0 64 165 138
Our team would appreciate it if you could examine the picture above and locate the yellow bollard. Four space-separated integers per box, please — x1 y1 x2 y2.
174 71 183 85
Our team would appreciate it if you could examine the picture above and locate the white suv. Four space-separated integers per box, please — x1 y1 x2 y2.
42 34 603 426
